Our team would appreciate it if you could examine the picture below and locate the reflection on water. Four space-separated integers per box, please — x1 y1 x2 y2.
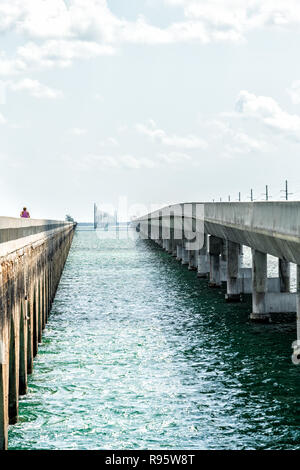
8 228 300 449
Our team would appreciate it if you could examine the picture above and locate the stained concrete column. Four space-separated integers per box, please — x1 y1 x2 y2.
172 241 178 257
38 277 42 344
27 282 34 375
188 250 198 271
239 244 244 269
0 278 9 450
279 259 290 293
9 305 19 425
225 241 241 302
293 266 300 364
251 249 268 322
197 233 208 278
220 239 227 283
168 239 175 254
209 236 222 287
19 299 27 396
42 270 47 330
158 211 162 244
181 245 189 265
176 244 182 261
0 334 9 450
147 214 151 240
32 284 38 358
168 214 175 254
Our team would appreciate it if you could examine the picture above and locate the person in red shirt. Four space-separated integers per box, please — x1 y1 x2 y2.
20 207 30 218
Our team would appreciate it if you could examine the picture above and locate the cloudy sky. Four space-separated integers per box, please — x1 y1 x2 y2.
2 0 300 221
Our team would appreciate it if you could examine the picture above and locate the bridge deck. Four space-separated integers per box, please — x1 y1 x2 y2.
137 202 300 264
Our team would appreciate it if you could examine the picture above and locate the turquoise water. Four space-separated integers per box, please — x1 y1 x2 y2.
8 229 300 449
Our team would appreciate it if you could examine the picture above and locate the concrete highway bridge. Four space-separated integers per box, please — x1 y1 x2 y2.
0 218 76 450
135 201 300 364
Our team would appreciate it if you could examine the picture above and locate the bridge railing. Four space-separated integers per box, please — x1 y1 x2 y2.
0 217 76 244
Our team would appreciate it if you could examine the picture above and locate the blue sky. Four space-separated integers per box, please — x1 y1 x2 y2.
1 0 300 221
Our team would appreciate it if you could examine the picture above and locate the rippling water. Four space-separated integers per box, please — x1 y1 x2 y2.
8 228 300 449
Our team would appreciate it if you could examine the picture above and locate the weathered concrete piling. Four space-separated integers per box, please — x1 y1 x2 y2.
136 202 300 362
0 217 76 450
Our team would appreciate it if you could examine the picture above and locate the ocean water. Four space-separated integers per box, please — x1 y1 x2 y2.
8 228 300 449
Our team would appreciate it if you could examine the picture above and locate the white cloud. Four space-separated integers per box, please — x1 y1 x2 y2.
84 153 157 169
0 80 6 104
120 154 155 169
136 120 208 149
65 150 193 171
287 81 300 104
208 119 268 156
9 78 63 99
17 40 115 70
0 113 6 124
69 127 87 136
158 151 192 163
95 93 104 101
0 39 115 77
0 2 25 32
99 137 119 147
236 90 300 142
0 53 27 77
2 0 300 79
165 0 300 39
2 0 300 80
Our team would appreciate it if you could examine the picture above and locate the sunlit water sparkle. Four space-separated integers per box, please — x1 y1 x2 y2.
8 228 300 449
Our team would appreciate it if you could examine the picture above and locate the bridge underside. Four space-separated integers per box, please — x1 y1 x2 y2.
204 220 300 265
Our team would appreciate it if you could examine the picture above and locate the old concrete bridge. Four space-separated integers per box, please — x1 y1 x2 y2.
135 202 300 363
0 217 76 450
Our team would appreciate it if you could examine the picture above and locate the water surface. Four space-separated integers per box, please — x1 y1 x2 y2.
8 229 300 449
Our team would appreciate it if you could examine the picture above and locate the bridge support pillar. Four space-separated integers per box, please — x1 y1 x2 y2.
171 241 178 257
239 245 244 269
220 240 227 283
0 306 9 451
176 244 182 261
209 236 222 287
188 250 198 271
197 233 208 278
163 239 169 251
293 266 300 363
250 249 268 322
279 259 290 293
8 302 20 425
19 299 28 396
167 238 174 254
181 246 189 265
171 240 178 256
225 241 241 302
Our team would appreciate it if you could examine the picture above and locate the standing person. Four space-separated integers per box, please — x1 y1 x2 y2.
20 207 30 218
